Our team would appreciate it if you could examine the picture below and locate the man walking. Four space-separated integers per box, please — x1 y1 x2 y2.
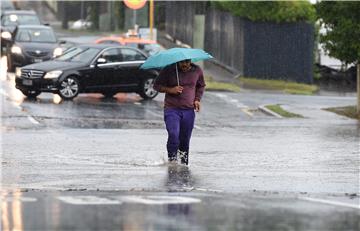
154 59 206 165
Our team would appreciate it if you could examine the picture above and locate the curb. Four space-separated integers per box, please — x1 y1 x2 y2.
258 105 283 118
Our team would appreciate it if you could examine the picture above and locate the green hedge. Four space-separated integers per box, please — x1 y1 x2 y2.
212 1 316 23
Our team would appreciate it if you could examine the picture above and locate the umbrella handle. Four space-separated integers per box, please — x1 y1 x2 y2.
176 63 179 86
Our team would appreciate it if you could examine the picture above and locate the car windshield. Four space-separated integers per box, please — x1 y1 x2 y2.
2 14 41 26
55 47 100 63
15 28 57 43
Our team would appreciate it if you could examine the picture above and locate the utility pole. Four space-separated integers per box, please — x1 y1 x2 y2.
149 0 154 40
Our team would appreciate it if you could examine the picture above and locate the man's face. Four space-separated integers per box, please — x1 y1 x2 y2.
178 60 191 72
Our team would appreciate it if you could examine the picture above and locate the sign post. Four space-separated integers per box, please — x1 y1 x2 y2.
124 0 147 28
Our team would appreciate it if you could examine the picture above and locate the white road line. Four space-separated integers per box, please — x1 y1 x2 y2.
213 92 253 117
299 197 360 210
58 196 122 205
120 195 201 205
27 116 40 125
241 108 254 117
2 197 38 202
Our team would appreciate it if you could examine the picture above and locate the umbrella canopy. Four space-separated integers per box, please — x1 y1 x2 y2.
140 47 213 70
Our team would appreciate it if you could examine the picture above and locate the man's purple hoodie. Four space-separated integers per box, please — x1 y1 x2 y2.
153 64 206 109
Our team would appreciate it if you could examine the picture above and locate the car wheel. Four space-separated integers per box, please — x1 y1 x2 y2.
58 76 80 100
139 77 158 99
21 90 41 98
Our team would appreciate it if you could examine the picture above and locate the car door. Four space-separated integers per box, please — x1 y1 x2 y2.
115 48 147 86
95 48 123 89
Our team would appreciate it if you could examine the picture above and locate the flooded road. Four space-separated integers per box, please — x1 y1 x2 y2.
1 56 359 230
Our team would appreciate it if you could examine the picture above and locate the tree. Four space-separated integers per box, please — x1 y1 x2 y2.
212 1 316 23
317 1 360 114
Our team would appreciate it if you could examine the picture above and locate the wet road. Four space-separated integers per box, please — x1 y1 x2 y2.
1 56 359 230
2 70 359 193
2 190 359 231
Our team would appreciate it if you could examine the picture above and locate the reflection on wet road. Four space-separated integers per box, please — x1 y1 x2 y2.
1 191 359 231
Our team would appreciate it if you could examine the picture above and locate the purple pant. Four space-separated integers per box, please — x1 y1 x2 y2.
164 108 195 159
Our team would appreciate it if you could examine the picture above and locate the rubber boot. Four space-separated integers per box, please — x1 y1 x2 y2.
168 153 177 163
179 151 188 165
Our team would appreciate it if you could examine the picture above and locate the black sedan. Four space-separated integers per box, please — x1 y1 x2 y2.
6 25 64 72
1 10 42 52
15 44 159 100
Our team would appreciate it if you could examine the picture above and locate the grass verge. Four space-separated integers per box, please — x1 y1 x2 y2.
265 104 303 118
324 106 359 120
205 76 241 92
239 77 318 95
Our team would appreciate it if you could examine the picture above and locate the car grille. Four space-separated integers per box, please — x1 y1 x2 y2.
21 69 45 79
26 51 49 57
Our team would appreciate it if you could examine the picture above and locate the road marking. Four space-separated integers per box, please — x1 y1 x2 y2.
2 197 37 202
213 93 253 117
27 116 40 125
193 188 224 193
57 196 122 205
299 197 360 210
194 125 201 130
119 195 201 205
241 108 254 117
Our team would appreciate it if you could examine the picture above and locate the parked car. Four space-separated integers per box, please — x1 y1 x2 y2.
95 36 164 56
70 19 92 30
6 25 64 72
1 10 42 52
15 44 159 100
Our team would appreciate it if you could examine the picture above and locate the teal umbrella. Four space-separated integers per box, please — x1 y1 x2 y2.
140 47 213 85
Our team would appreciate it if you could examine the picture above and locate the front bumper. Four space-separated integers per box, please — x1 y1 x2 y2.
15 76 59 93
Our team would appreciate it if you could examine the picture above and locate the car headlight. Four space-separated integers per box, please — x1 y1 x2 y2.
44 70 63 79
15 67 22 77
1 31 12 39
53 47 63 57
11 46 22 54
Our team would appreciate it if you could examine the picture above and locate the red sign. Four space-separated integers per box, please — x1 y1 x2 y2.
124 0 147 10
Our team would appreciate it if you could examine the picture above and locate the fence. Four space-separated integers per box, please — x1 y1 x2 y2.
165 3 314 84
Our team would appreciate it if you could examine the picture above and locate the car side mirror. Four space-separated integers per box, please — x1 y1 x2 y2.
59 40 66 45
97 58 107 65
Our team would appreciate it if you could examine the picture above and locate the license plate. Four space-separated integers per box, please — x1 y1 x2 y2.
34 58 42 63
23 79 33 86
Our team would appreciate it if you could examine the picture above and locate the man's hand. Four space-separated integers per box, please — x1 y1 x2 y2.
166 86 183 95
194 100 201 112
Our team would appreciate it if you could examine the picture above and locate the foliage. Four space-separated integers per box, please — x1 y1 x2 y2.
88 1 100 30
114 1 125 30
239 77 318 95
212 1 316 23
265 104 303 118
205 76 241 92
316 1 360 64
324 106 359 120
